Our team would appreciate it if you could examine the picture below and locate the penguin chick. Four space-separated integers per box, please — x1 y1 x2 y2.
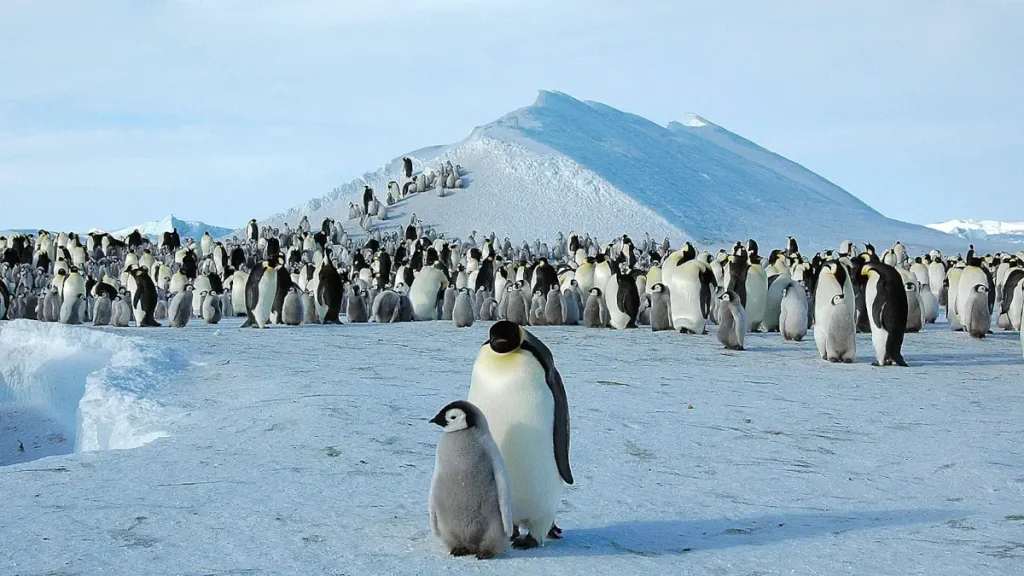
282 285 304 326
202 290 223 324
429 400 511 560
544 285 565 325
779 283 809 342
441 285 457 321
963 284 991 339
168 286 194 328
649 283 673 332
583 287 605 328
92 293 112 326
346 285 368 323
529 290 547 326
717 290 746 350
453 287 475 328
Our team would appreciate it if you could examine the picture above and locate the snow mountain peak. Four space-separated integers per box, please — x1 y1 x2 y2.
263 91 980 252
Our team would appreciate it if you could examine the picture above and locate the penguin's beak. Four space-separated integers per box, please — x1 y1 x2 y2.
429 412 446 427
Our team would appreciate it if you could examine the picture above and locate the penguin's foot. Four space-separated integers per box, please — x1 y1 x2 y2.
843 358 854 364
510 526 520 542
547 524 563 540
512 535 540 550
475 551 495 560
893 356 909 367
870 361 881 367
450 547 472 557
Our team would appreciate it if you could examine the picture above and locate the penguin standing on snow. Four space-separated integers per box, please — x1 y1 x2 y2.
468 322 573 549
716 290 747 350
282 285 304 326
242 258 280 329
779 283 809 342
604 264 640 329
346 285 369 323
583 287 606 328
904 282 924 333
92 292 112 326
202 290 222 324
860 262 909 366
168 286 194 328
130 267 161 327
963 284 991 339
428 401 511 560
453 288 475 328
649 283 673 332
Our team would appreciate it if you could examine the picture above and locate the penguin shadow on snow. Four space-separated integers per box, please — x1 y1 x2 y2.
511 508 963 558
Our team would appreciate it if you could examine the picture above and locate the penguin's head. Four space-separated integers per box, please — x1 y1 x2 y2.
651 283 664 293
974 284 989 294
487 320 523 355
719 291 732 302
589 287 602 297
831 294 845 306
905 282 918 292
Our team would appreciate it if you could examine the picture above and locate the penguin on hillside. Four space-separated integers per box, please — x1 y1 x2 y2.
468 322 573 549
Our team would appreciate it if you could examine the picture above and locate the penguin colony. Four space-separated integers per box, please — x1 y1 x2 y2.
1 220 1022 364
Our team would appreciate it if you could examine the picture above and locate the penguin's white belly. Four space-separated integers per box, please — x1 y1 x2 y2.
468 355 562 527
866 280 887 363
410 274 444 321
254 275 276 328
744 271 768 329
668 279 703 333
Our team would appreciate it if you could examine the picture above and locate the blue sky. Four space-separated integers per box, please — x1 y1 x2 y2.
1 0 1022 231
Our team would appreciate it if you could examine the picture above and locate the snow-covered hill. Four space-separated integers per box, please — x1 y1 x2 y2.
927 219 1024 244
264 91 972 253
112 214 234 240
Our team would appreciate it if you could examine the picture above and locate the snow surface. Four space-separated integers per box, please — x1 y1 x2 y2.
0 322 183 466
927 219 1024 244
263 91 976 253
111 214 235 241
2 317 1023 574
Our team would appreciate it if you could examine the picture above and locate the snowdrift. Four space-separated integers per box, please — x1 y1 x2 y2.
263 91 974 253
0 321 183 465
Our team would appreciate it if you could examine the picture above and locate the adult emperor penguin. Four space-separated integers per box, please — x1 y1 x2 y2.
860 262 909 367
129 267 161 327
453 288 475 328
468 321 573 549
59 293 86 325
242 257 280 329
662 244 717 334
428 401 512 559
604 263 640 329
245 219 259 243
716 290 747 350
744 253 769 332
779 283 809 342
410 264 449 321
963 284 991 339
168 285 194 328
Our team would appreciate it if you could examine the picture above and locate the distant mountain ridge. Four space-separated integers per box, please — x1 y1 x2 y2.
112 214 235 240
927 219 1024 244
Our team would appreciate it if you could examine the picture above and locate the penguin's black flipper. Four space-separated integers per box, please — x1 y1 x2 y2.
521 331 573 485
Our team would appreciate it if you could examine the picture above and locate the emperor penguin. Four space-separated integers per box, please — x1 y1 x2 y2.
468 322 573 549
230 269 249 315
561 288 580 326
860 262 909 366
441 285 458 321
744 254 769 331
604 264 640 329
59 293 86 325
919 284 940 324
814 261 855 361
505 283 529 326
202 290 222 324
763 276 792 333
649 283 673 332
927 258 946 301
529 290 547 326
242 258 279 329
429 401 512 559
168 285 194 328
946 266 965 330
574 258 596 293
662 245 716 334
111 295 132 327
583 287 606 328
301 290 320 324
192 274 213 317
544 285 565 325
410 265 449 321
371 290 402 324
779 283 809 342
453 288 475 328
956 251 990 322
129 267 161 327
820 294 856 362
281 285 304 326
716 290 747 350
904 282 924 333
963 284 991 339
346 285 369 323
93 292 112 326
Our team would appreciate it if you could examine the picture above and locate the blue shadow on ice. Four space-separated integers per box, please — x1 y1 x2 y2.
515 509 963 558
